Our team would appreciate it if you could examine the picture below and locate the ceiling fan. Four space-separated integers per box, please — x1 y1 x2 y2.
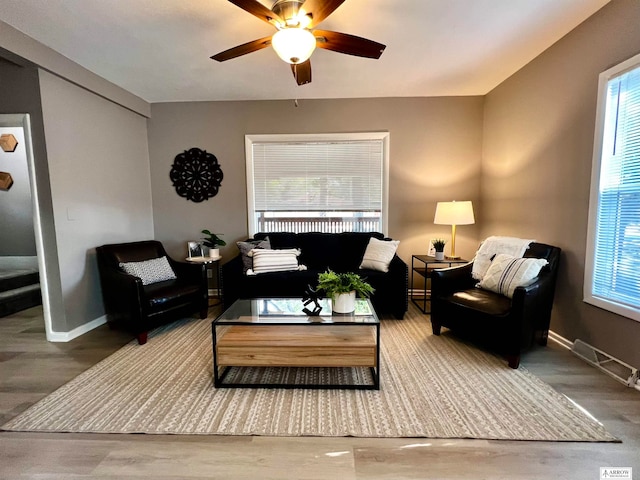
211 0 386 86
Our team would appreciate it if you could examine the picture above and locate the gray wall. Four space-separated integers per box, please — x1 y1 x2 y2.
0 125 36 256
2 28 152 336
0 20 150 117
148 97 484 266
0 55 66 330
482 0 640 366
38 70 154 331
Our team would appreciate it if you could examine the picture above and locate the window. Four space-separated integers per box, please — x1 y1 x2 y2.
585 53 640 322
245 133 389 235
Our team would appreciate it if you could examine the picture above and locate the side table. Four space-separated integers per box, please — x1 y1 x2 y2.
410 255 468 314
186 256 223 307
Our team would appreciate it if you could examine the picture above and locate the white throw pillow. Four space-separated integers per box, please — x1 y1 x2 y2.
247 248 307 275
478 254 548 298
119 256 177 286
359 237 400 273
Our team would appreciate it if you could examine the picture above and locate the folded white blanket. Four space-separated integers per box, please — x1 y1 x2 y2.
472 236 535 280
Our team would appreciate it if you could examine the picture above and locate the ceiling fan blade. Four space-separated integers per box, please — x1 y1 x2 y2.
211 36 272 62
228 0 282 27
291 60 312 85
314 30 386 59
299 0 346 28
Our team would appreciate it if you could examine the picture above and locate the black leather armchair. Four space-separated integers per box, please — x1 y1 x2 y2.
430 242 561 368
96 240 208 344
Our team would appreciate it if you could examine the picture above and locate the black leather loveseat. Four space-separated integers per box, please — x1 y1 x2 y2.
222 232 408 319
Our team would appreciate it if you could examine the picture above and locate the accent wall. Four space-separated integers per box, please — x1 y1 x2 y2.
482 0 640 366
147 97 484 267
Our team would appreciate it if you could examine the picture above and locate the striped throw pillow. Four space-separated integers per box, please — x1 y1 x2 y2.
246 248 306 275
478 254 548 298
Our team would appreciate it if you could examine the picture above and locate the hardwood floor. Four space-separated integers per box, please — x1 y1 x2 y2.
1 305 638 479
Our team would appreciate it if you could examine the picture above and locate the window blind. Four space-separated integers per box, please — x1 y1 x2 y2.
251 140 383 212
592 65 640 312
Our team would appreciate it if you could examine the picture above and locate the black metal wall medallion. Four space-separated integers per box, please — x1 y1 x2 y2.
170 147 223 202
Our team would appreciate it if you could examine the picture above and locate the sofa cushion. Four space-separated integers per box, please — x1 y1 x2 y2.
296 233 341 270
447 288 512 316
336 232 385 271
360 237 400 272
240 269 321 298
254 232 298 249
478 254 548 298
144 280 201 313
119 256 176 286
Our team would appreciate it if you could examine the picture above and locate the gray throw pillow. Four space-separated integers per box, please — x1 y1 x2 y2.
237 237 271 273
119 256 177 285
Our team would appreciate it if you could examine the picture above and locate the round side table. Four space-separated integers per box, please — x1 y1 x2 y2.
186 255 222 307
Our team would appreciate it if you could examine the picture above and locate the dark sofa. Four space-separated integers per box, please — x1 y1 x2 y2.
222 232 408 319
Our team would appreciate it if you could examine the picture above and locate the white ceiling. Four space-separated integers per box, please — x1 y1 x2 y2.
0 0 610 103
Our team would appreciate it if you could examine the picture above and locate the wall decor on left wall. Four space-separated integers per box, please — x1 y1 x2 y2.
0 133 18 152
169 147 223 202
0 171 14 190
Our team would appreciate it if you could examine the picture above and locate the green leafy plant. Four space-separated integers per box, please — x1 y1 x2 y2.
432 238 447 252
316 270 375 299
201 229 227 248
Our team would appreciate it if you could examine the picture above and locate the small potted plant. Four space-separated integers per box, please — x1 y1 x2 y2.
316 269 375 313
432 238 447 260
201 229 226 258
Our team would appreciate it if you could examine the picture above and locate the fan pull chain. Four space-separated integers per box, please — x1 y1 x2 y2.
294 99 299 107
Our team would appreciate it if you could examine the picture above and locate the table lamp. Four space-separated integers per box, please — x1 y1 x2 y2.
434 200 475 259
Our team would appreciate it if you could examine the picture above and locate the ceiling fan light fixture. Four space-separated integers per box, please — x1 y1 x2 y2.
272 27 316 64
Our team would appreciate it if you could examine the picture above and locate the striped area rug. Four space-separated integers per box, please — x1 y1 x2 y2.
1 305 617 441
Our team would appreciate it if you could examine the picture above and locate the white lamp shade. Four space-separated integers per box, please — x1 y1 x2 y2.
272 28 317 64
434 201 475 225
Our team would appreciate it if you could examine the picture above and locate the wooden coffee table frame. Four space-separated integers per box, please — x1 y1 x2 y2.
212 299 380 390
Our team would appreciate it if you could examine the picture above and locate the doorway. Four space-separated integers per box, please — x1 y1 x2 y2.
0 113 54 338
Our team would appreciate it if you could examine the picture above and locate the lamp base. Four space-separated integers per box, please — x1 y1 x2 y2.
446 255 461 260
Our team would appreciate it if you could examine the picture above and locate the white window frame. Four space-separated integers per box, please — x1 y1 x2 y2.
584 52 640 323
245 132 390 236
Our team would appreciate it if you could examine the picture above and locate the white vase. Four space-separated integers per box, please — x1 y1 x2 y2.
209 248 220 258
435 251 445 261
332 291 356 313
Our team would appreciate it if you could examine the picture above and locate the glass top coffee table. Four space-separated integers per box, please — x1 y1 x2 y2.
212 298 380 389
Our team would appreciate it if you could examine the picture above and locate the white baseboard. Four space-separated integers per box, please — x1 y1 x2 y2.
548 331 640 388
46 315 107 342
571 338 639 389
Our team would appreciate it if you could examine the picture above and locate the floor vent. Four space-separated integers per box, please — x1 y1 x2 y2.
571 339 639 390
